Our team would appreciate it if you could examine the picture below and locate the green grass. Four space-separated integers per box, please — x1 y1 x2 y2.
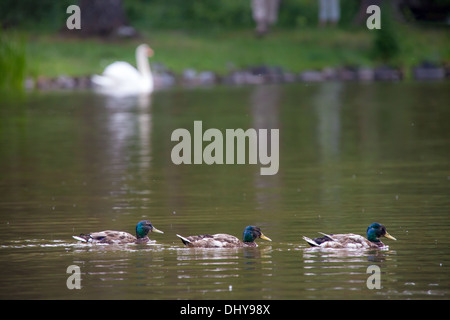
0 30 26 90
21 26 450 79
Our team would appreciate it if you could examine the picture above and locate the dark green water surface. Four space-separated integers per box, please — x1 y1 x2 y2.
0 81 449 299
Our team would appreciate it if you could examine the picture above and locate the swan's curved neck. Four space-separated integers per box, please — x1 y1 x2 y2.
136 47 153 90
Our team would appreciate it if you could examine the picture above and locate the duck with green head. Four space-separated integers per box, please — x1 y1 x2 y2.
73 220 164 244
176 225 272 248
302 222 396 249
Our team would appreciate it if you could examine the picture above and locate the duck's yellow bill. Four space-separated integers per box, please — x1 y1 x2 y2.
152 227 164 234
384 232 396 240
260 234 272 241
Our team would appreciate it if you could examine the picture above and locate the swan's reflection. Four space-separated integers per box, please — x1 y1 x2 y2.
250 84 281 211
91 92 153 209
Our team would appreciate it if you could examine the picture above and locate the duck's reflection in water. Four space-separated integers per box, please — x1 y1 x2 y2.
174 246 274 294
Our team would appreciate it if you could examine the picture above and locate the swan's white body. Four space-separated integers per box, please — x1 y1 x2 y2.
92 44 154 96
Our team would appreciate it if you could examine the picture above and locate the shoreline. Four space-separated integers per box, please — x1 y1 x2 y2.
28 62 449 91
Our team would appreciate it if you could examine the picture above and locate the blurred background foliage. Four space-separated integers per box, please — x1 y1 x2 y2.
0 30 26 91
0 0 448 91
1 0 449 32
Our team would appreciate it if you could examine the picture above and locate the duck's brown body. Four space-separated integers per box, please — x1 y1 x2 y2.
177 233 258 248
75 230 149 244
302 223 396 249
73 220 163 245
176 226 271 248
303 233 386 249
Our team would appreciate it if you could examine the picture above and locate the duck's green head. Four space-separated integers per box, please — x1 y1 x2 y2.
366 223 396 243
136 220 164 239
242 226 272 243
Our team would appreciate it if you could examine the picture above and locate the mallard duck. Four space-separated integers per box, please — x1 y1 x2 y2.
176 225 272 248
302 222 396 249
73 220 164 244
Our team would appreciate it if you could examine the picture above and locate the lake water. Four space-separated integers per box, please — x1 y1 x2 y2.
0 81 449 300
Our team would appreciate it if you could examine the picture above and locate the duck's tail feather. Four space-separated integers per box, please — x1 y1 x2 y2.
176 234 191 246
72 234 92 243
317 232 337 241
302 236 319 247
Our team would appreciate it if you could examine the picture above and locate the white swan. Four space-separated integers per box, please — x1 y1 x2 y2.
92 44 154 95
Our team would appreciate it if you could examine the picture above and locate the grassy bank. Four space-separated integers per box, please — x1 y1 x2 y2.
21 26 450 80
0 30 26 90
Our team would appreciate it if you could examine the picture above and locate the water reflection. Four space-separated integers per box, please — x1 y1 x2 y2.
0 82 449 299
97 92 154 214
315 82 343 206
251 85 282 212
174 246 275 296
175 246 273 266
102 93 152 170
0 239 77 249
71 241 165 253
301 247 398 296
315 82 342 163
303 246 394 262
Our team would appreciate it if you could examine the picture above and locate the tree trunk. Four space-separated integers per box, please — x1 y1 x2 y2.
79 0 128 37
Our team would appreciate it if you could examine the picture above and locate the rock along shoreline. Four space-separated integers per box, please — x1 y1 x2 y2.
28 62 449 91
